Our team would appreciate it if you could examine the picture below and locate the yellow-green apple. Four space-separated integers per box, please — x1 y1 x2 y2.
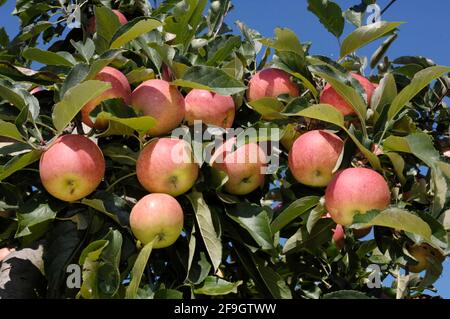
185 89 235 128
246 68 299 102
39 134 105 201
407 244 445 273
81 66 131 129
325 167 390 225
131 79 185 136
130 193 183 248
136 138 199 196
288 130 343 187
320 73 375 116
86 9 127 34
211 138 267 195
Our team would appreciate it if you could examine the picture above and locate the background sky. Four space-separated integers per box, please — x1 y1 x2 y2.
0 0 448 298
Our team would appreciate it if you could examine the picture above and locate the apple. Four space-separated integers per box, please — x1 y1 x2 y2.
131 79 185 136
0 247 14 262
246 68 300 102
81 66 131 129
288 130 344 187
136 138 199 196
130 193 183 248
185 89 235 128
332 223 345 249
320 73 375 116
86 9 127 34
39 134 105 201
407 244 445 273
211 138 267 195
325 167 390 226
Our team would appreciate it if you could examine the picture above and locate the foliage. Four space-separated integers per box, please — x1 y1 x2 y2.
0 0 449 299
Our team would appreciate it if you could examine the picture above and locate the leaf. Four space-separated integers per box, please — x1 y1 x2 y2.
0 150 41 181
126 67 155 84
371 72 397 112
80 191 130 227
323 290 372 299
194 276 242 296
154 289 183 299
384 152 406 184
0 119 24 142
52 80 111 132
271 196 319 233
256 263 292 299
96 112 156 134
22 48 74 67
352 208 432 240
340 21 403 59
307 0 344 38
125 238 157 299
16 203 57 238
173 65 247 95
111 18 162 49
227 203 274 251
259 27 304 57
283 219 334 254
247 97 285 119
387 66 450 121
94 6 122 53
0 78 40 120
187 192 222 271
206 36 241 66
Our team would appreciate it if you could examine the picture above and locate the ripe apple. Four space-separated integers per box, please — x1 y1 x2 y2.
211 138 267 195
320 73 375 116
130 193 183 248
325 167 390 225
288 130 344 187
39 134 105 201
136 138 199 196
332 223 345 250
246 68 300 102
131 79 185 136
81 66 131 129
86 9 128 34
407 244 445 273
185 89 235 128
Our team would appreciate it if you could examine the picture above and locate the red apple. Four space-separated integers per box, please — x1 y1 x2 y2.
185 89 235 128
332 223 345 249
131 79 185 136
246 68 299 102
81 66 131 129
130 193 183 248
86 9 128 34
39 135 105 201
325 167 390 225
211 138 267 195
136 138 199 196
320 73 375 116
288 130 343 187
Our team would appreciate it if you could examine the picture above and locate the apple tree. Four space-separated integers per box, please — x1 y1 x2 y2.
0 0 449 299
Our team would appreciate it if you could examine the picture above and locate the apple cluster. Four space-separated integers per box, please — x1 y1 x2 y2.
37 17 396 254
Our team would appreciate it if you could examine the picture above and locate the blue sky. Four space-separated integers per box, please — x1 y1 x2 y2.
0 0 449 297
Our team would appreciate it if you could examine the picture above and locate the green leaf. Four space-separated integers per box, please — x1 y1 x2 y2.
352 208 432 240
194 276 242 296
206 36 241 66
0 27 9 47
271 196 319 233
0 78 40 120
257 263 292 299
259 27 304 57
387 66 450 121
0 119 24 142
384 152 406 184
125 238 157 299
283 219 334 254
307 0 344 38
323 290 372 299
126 67 155 84
173 65 247 96
17 21 52 41
154 289 183 299
16 203 57 238
0 150 41 181
187 191 222 271
80 191 130 227
22 48 74 67
371 72 397 112
96 112 156 134
247 97 285 119
110 18 162 49
227 203 274 251
94 6 122 53
340 21 403 59
52 80 111 132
